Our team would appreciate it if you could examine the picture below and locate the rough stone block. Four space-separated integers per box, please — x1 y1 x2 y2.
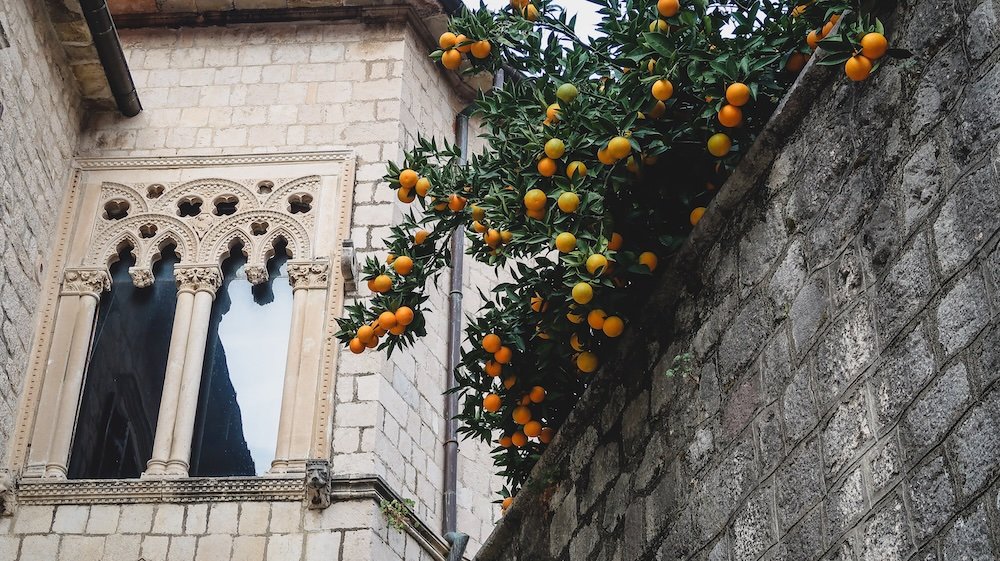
52 505 90 534
12 506 54 534
58 536 105 561
730 483 775 560
776 439 823 532
822 387 873 478
789 274 830 354
868 434 902 498
782 363 819 441
907 455 957 541
775 504 824 561
860 496 912 561
814 302 877 409
936 270 991 356
947 394 1000 498
901 363 970 459
870 327 935 434
238 502 270 534
232 536 266 561
718 297 775 379
874 239 936 342
826 467 867 541
941 501 996 560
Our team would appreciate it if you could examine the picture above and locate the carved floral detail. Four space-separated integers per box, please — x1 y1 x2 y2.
245 265 268 286
174 266 223 293
129 267 154 288
62 269 111 295
288 261 330 289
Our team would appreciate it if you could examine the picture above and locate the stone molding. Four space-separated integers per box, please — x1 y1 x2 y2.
288 261 330 290
174 265 223 293
60 268 110 296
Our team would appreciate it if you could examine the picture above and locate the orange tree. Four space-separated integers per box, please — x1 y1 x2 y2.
337 0 905 504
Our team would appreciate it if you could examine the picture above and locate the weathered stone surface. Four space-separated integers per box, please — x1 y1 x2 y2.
814 302 877 409
906 455 956 541
874 239 936 342
822 387 873 478
826 467 867 541
936 270 992 356
860 497 911 561
901 363 971 459
776 439 823 532
789 274 830 355
730 483 775 560
946 393 1000 498
870 327 935 431
941 502 996 560
718 298 776 380
782 363 818 441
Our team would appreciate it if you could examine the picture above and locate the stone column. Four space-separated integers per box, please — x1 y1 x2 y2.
25 268 109 479
269 261 329 474
143 265 221 478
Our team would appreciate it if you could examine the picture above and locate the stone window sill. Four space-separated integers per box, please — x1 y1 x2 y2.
16 475 304 506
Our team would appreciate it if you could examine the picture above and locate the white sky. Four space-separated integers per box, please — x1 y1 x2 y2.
465 0 601 39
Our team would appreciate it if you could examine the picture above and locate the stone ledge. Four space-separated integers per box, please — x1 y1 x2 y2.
473 55 838 561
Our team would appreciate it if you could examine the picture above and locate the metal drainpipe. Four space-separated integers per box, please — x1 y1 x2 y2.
442 68 504 542
79 0 142 117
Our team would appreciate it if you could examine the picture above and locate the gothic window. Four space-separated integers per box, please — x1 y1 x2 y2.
68 245 179 479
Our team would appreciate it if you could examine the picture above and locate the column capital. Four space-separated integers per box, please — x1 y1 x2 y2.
61 268 110 296
288 260 330 290
174 265 223 294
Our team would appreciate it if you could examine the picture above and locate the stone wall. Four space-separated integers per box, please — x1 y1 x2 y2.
473 0 1000 559
0 0 84 466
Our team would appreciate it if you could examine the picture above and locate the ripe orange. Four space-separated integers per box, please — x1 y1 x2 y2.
500 231 513 244
576 351 599 373
572 282 593 304
472 221 487 234
530 294 546 312
539 427 554 444
821 21 834 37
501 496 513 509
503 376 517 389
471 40 492 59
638 251 658 271
499 435 513 448
651 79 674 101
546 103 560 121
512 405 532 425
649 100 666 119
441 49 462 70
439 32 457 50
570 333 585 351
608 136 631 160
609 232 624 251
587 309 607 330
585 254 609 275
349 337 365 354
389 324 406 335
399 168 418 189
395 306 414 326
690 206 706 226
454 34 472 53
726 83 751 106
414 229 429 245
485 360 502 377
377 310 397 330
567 310 583 324
397 188 415 203
365 335 379 348
786 52 808 73
861 32 888 59
657 0 680 17
523 420 542 437
524 4 538 21
845 55 872 81
566 161 587 179
370 274 392 293
650 19 668 32
415 177 431 197
483 393 502 412
602 316 624 337
448 194 467 211
529 386 546 403
526 207 545 220
524 188 547 210
483 333 502 353
494 346 513 364
393 255 414 276
806 30 820 50
510 0 528 8
718 105 742 127
558 192 580 213
544 138 566 159
511 431 528 447
555 232 577 253
484 229 501 248
597 147 617 165
707 133 732 157
537 157 557 177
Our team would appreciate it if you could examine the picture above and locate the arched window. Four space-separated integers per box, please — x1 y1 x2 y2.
68 245 179 479
189 240 293 476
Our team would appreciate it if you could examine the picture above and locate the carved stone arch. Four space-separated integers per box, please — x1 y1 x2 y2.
198 210 311 264
153 178 260 215
251 228 295 274
264 175 321 212
98 182 148 217
87 215 198 268
98 231 142 268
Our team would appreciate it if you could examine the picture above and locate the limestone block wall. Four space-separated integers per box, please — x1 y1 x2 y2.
0 0 84 466
473 0 1000 559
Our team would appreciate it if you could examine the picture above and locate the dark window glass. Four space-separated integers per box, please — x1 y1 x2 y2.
68 247 178 479
189 243 292 476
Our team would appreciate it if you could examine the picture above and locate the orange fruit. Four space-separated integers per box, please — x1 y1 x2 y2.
786 52 808 73
524 188 547 210
510 0 528 8
609 232 623 251
821 21 834 37
399 168 419 189
555 232 577 253
572 282 593 304
567 310 583 324
370 274 392 293
602 316 624 337
485 360 502 377
587 309 607 330
690 206 706 226
349 337 365 354
597 147 617 165
523 420 542 438
530 294 546 312
501 496 513 509
726 83 751 107
395 306 415 326
651 79 674 101
389 324 406 335
546 103 560 121
566 161 587 179
861 32 888 59
483 393 502 412
524 4 538 21
607 136 632 160
511 431 528 447
414 229 429 245
544 138 566 159
707 133 732 157
845 55 872 81
439 32 457 49
448 194 467 211
657 0 680 17
365 335 379 349
526 207 545 220
471 40 492 59
484 229 502 248
454 34 472 53
503 376 517 390
537 157 557 177
494 346 513 364
483 333 502 353
472 221 487 234
569 333 585 351
649 100 667 119
415 177 431 197
529 386 546 403
650 19 668 32
393 255 414 276
639 251 658 271
398 188 415 203
357 325 375 343
512 405 532 425
499 435 513 448
718 105 742 127
539 427 554 444
500 231 513 244
558 192 580 213
576 351 599 373
441 49 462 70
585 254 609 275
806 30 821 50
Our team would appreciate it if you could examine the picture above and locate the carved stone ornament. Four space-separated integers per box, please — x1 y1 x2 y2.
288 261 330 290
244 265 268 285
304 458 332 509
61 268 111 295
129 267 154 288
0 470 15 516
174 266 223 293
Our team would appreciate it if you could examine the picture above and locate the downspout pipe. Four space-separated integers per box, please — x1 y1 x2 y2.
442 68 504 540
79 0 142 117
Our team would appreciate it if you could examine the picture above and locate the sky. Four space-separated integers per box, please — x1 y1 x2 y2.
465 0 602 39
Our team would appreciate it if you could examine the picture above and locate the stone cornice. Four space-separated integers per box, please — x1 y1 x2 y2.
61 268 111 296
288 261 330 290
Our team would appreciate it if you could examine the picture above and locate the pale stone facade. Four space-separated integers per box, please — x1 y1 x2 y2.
0 1 502 559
